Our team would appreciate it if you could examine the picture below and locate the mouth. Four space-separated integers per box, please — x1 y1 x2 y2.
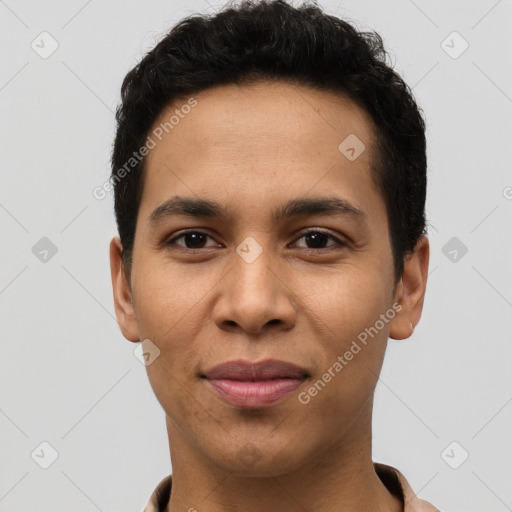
201 359 310 408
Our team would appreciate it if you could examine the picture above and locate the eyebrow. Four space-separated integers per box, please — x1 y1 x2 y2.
148 195 369 230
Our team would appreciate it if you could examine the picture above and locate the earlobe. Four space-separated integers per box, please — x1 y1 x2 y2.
389 235 430 341
109 237 140 342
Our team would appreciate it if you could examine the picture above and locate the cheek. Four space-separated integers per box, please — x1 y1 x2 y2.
144 341 202 422
131 256 211 339
296 270 391 401
131 267 209 404
299 329 387 434
297 267 390 342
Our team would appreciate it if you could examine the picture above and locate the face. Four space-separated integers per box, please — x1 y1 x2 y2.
110 80 429 477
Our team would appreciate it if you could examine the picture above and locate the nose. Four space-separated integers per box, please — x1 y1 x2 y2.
211 245 297 335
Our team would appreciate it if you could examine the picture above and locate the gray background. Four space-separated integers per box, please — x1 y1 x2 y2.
1 0 511 510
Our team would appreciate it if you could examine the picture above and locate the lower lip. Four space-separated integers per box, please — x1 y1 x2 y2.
204 378 305 408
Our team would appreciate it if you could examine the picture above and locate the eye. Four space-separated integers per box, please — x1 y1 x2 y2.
165 229 347 251
292 229 347 250
166 230 220 250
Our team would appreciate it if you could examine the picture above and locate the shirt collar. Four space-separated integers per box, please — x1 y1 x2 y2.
143 462 439 512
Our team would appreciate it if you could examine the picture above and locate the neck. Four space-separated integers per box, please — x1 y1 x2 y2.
164 400 402 512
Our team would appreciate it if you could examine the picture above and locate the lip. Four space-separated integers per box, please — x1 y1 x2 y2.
202 359 309 408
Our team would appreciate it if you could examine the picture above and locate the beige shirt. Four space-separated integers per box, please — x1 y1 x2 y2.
143 462 439 511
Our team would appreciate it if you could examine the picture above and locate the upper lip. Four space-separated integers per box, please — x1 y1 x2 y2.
202 359 309 381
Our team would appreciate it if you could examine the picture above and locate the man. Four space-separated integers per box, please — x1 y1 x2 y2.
109 1 438 510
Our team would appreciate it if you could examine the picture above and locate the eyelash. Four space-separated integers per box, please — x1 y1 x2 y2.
165 229 347 252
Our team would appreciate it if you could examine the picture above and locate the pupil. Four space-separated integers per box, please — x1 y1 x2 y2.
182 232 329 249
185 232 206 248
306 232 328 248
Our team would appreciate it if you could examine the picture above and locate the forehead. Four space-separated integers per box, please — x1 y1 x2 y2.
147 80 376 162
139 80 384 228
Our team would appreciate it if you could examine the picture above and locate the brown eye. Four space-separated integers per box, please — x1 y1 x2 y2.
167 231 219 249
293 230 346 250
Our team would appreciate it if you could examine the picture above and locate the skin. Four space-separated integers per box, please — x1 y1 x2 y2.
110 80 429 512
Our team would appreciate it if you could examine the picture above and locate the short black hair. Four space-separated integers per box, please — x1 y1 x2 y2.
111 0 427 286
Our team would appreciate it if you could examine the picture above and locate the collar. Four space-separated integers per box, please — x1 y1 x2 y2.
143 462 439 512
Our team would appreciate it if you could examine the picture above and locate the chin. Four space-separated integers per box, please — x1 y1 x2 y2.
207 437 308 477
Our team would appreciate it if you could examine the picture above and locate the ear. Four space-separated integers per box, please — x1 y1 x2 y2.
109 236 140 342
389 235 430 340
